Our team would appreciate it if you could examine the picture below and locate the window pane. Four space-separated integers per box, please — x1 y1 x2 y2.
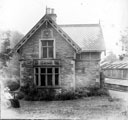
123 70 127 79
35 75 39 85
42 41 47 46
55 68 59 73
43 47 47 58
81 52 90 60
47 68 52 73
41 75 46 86
41 68 46 73
48 41 53 46
49 47 53 58
35 68 38 73
112 70 116 78
47 75 52 86
55 75 59 85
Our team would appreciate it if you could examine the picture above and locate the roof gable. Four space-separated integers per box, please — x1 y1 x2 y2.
12 15 81 54
60 24 106 52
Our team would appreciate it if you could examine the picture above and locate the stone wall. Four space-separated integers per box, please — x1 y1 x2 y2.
19 22 75 90
20 60 34 87
18 22 101 91
75 52 101 88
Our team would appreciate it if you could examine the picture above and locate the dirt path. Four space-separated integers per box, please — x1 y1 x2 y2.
1 96 128 119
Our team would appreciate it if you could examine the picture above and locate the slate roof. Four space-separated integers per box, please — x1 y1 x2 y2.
60 24 105 52
101 60 128 69
11 13 105 54
11 15 81 53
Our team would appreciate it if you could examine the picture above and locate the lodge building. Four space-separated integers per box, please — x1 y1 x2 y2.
12 8 105 91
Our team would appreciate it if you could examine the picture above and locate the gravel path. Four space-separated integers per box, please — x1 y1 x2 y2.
1 96 128 119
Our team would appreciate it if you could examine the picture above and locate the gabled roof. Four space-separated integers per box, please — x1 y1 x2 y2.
60 24 105 52
11 15 81 54
11 13 105 54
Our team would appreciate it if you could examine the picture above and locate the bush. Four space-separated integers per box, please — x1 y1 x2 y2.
20 84 109 101
15 91 24 100
97 88 109 96
75 87 89 98
87 86 109 97
56 89 76 100
20 84 38 101
5 80 20 91
37 89 56 101
20 84 57 101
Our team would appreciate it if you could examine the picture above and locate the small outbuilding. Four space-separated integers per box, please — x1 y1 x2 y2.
101 60 128 80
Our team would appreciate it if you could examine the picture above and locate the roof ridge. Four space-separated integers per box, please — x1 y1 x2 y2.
59 24 99 27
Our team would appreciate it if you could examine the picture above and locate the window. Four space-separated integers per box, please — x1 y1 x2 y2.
41 40 54 58
34 67 59 87
123 70 128 79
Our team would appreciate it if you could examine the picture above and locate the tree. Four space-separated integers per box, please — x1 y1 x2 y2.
102 51 117 63
10 31 24 48
0 31 11 66
120 28 128 55
0 30 24 91
0 30 24 67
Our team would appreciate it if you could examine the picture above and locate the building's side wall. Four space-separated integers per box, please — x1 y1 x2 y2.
75 52 101 88
19 23 75 90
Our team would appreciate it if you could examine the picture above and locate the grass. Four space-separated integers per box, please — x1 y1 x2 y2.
1 96 128 119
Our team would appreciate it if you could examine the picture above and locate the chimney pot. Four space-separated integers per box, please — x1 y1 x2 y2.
51 9 54 14
46 8 51 14
46 8 57 22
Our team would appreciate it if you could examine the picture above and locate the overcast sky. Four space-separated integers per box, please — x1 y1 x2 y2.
0 0 128 54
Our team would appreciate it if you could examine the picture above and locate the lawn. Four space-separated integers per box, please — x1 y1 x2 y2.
1 96 128 119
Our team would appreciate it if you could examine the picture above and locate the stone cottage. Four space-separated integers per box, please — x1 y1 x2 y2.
12 8 105 91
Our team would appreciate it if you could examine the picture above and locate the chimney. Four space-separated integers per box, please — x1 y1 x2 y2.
46 8 57 22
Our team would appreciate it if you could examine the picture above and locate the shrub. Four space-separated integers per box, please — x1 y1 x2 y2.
20 84 109 101
15 91 24 100
20 84 38 101
37 89 56 101
97 88 109 96
56 89 76 100
21 85 57 101
75 87 89 98
5 80 20 91
87 85 109 96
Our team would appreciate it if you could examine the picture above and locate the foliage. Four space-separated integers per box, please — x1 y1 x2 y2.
75 87 89 98
120 29 128 55
37 89 56 101
0 30 23 92
5 80 20 91
20 84 109 101
15 91 24 100
20 84 38 101
6 54 20 77
87 85 109 97
56 89 76 100
9 31 24 48
0 30 23 68
0 54 20 91
102 51 118 63
0 31 11 66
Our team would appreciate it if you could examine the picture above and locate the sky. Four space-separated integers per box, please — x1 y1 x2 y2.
0 0 128 55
